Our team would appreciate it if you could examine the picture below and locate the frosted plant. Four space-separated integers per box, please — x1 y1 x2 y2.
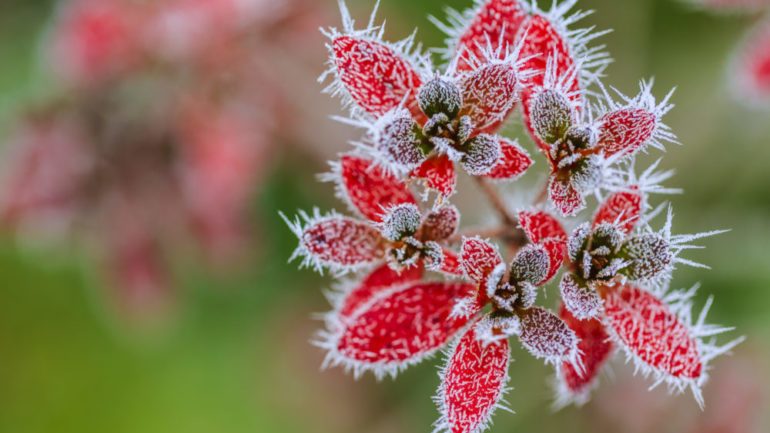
283 1 742 431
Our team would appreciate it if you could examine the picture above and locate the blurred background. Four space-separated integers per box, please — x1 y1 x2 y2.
0 0 768 432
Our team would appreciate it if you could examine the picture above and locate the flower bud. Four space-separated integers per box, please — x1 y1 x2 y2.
380 203 421 241
418 77 462 119
461 134 501 175
530 89 573 145
422 205 460 241
564 125 595 149
619 233 673 281
376 110 426 168
569 154 603 193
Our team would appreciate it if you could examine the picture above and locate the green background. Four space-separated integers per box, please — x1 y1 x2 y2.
0 0 768 432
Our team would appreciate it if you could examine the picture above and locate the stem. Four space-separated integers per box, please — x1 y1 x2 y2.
473 177 516 227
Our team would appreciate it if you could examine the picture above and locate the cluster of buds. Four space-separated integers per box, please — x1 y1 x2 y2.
284 1 742 432
0 0 323 322
688 0 770 106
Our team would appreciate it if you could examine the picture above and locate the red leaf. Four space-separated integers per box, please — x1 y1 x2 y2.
332 35 423 117
435 324 510 433
603 284 703 380
596 108 657 157
460 63 520 134
460 237 503 284
548 176 585 217
297 213 384 272
518 209 567 244
412 154 457 198
519 306 578 365
485 137 533 180
518 15 579 93
452 0 528 72
321 281 477 378
338 263 424 319
441 248 464 277
337 155 416 222
556 304 613 405
593 189 643 234
540 238 566 285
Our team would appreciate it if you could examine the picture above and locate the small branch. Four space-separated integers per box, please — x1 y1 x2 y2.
473 177 516 227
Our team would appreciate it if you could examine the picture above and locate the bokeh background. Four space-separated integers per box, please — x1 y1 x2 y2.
0 0 768 432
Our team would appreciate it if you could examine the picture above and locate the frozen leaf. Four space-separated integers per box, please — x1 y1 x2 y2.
434 323 511 433
436 0 528 71
528 88 574 145
461 236 503 284
418 76 463 118
337 263 424 319
318 281 477 379
461 134 502 176
510 243 550 286
593 189 643 234
554 304 613 407
519 306 579 366
330 35 423 117
484 137 532 181
518 210 568 244
549 176 585 217
559 273 602 320
540 238 566 284
441 248 464 277
379 203 422 241
422 205 460 241
460 63 520 133
375 109 426 170
412 154 457 198
331 155 417 222
284 210 385 274
596 108 657 157
619 233 673 282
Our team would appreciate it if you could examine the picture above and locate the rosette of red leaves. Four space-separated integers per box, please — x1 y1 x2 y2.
284 1 742 432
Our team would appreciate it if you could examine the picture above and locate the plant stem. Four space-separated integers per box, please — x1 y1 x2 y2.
474 177 516 227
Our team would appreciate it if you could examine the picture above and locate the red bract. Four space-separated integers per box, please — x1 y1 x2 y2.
555 305 613 406
434 324 510 433
318 281 477 379
519 209 567 244
597 109 657 157
330 155 417 222
294 212 384 272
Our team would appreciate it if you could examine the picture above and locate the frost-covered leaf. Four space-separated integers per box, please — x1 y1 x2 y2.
318 281 477 379
435 0 528 71
518 209 568 244
528 88 574 145
540 238 566 285
330 155 416 222
559 273 602 320
412 154 457 198
434 323 511 433
461 236 503 284
602 284 702 390
379 203 421 241
423 205 460 241
284 210 385 274
596 108 656 157
510 243 550 286
618 233 673 282
461 134 502 175
329 35 423 117
549 176 586 217
460 62 520 134
519 306 579 366
554 304 613 407
418 76 463 118
441 247 464 277
593 189 643 234
485 137 533 181
337 263 424 319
